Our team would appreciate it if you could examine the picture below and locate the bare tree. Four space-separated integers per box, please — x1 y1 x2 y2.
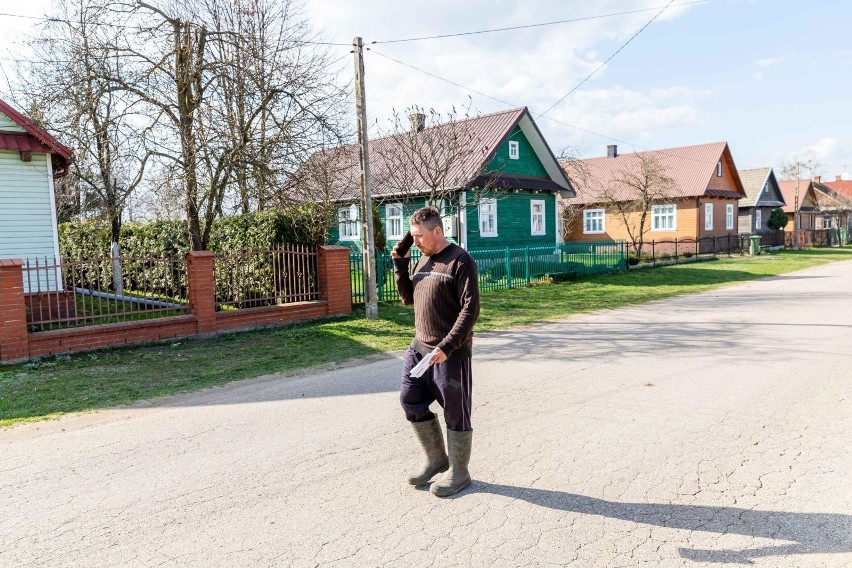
556 148 585 241
280 142 360 243
372 104 502 210
779 157 819 249
16 0 152 247
82 0 348 250
204 0 350 215
593 153 675 256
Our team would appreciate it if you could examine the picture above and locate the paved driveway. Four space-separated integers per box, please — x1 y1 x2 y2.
2 260 851 567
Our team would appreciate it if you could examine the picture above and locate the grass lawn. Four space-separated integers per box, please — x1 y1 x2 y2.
2 246 851 427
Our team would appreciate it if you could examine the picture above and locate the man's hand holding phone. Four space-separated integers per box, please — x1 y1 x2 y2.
391 231 413 259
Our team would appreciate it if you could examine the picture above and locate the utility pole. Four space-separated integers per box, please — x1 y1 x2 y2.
793 164 800 250
353 36 379 319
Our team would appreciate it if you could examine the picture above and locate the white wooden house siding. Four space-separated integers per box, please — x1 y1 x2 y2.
0 113 25 132
0 150 62 291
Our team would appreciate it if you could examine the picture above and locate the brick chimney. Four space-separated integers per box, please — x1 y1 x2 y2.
837 175 843 182
813 175 821 183
409 113 426 133
607 144 618 158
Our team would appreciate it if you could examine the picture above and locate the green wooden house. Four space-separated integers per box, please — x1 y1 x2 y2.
298 107 574 252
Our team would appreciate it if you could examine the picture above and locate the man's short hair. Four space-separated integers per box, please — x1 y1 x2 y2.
410 206 442 231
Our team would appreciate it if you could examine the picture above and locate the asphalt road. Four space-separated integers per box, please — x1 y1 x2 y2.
2 259 851 567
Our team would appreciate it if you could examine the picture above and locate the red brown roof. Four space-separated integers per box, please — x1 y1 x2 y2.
0 98 72 175
0 132 58 154
297 106 571 201
822 178 852 201
778 180 816 213
561 141 746 205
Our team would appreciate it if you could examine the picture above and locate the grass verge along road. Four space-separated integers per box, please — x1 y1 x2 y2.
2 247 850 427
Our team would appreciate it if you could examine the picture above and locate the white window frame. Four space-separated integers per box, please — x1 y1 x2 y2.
726 203 734 230
583 208 605 234
478 198 498 237
338 204 360 241
651 204 677 231
508 140 519 160
704 202 714 230
717 160 723 177
755 209 762 231
530 199 545 235
385 202 404 240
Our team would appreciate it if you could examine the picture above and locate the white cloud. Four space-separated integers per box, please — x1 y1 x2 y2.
756 57 783 67
540 85 711 155
786 138 839 163
306 0 704 141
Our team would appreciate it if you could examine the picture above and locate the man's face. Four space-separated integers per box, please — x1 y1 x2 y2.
410 222 442 256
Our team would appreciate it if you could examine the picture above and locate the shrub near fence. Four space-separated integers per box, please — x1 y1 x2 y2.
58 207 326 262
0 246 352 362
215 245 319 310
351 241 627 303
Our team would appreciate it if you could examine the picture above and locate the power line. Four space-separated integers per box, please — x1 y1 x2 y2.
370 1 707 45
369 48 730 167
370 50 517 109
371 48 644 150
0 12 44 20
0 10 351 45
540 0 676 117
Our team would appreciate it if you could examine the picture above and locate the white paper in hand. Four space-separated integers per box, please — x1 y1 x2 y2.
408 351 435 378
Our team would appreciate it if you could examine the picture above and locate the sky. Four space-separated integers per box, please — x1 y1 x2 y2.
2 0 851 179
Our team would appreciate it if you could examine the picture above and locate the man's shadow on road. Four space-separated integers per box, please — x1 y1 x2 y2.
471 482 852 564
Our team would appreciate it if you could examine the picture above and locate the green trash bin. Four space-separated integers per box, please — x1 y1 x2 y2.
749 235 762 256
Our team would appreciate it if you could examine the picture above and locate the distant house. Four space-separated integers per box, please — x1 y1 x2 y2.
820 174 852 203
560 142 746 249
297 107 574 252
778 179 819 232
0 98 73 268
736 167 785 234
812 175 852 234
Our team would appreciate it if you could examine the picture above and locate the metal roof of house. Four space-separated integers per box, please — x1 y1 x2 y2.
560 141 746 205
294 106 572 202
0 99 72 159
0 98 73 175
779 180 816 213
812 180 852 211
0 132 57 154
822 178 852 201
737 167 785 208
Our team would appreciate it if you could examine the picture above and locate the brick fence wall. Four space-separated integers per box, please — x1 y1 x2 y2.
0 246 352 363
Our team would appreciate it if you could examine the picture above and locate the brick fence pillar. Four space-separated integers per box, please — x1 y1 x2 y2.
0 259 29 362
318 246 352 316
186 251 217 334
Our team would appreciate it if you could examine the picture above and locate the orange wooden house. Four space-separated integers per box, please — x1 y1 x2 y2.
559 142 746 250
778 179 818 232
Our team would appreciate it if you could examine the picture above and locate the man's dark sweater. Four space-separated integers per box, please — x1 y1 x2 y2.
394 243 480 359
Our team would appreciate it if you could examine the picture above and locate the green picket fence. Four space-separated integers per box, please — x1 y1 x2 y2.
350 241 626 304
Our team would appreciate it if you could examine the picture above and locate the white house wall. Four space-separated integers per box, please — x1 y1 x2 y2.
0 113 26 132
0 149 62 291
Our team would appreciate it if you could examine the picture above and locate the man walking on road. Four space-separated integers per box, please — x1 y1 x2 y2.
392 206 480 497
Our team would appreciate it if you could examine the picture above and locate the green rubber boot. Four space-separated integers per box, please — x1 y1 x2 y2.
407 417 449 485
430 429 472 497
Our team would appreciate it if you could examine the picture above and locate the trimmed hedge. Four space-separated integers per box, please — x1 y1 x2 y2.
57 208 334 302
59 207 331 261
